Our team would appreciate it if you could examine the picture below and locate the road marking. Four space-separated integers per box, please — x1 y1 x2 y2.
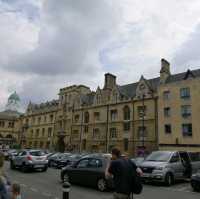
177 186 190 191
30 188 38 192
42 192 52 197
20 184 27 188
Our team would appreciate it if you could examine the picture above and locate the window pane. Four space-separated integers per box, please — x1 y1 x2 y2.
77 159 89 168
180 88 190 99
163 91 170 100
182 123 192 136
165 124 171 134
181 105 191 117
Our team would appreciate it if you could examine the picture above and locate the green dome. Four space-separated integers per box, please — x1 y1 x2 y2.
8 91 20 102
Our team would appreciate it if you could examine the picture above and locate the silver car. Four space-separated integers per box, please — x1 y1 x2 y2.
10 150 48 172
139 151 200 186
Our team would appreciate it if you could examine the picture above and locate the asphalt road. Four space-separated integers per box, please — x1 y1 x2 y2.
4 161 200 199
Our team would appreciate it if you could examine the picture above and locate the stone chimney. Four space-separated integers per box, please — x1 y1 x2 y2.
104 73 116 90
160 58 171 84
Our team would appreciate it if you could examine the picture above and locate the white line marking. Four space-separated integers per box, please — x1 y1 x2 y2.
42 192 52 197
177 186 190 191
20 184 27 188
30 188 38 192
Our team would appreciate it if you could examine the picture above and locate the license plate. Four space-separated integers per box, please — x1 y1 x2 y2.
34 165 44 168
36 158 43 160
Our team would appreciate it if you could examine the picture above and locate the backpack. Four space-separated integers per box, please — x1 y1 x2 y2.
128 160 143 195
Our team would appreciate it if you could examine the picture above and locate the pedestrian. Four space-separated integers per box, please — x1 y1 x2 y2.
11 184 21 199
106 148 142 199
0 153 11 199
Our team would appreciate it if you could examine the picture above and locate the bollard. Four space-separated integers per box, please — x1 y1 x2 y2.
63 182 71 199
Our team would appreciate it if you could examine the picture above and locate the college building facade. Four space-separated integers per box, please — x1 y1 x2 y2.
4 58 199 155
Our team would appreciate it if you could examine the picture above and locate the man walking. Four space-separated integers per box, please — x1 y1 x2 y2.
106 148 141 199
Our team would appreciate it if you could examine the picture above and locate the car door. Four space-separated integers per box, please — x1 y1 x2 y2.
87 158 103 187
169 152 184 179
17 151 27 166
189 152 200 174
179 151 192 178
70 158 90 185
14 151 24 166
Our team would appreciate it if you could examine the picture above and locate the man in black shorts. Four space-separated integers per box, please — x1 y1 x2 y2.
106 148 142 199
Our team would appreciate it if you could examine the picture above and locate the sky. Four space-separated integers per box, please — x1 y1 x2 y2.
1 0 200 111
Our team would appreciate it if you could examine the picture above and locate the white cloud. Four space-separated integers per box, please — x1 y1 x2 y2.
1 0 200 110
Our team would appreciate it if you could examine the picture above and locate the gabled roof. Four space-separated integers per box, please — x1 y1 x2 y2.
118 77 160 98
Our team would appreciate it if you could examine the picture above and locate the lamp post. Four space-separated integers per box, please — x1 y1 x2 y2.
142 94 145 157
57 129 66 152
20 123 29 149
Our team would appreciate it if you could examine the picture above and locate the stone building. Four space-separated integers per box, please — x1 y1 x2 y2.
24 100 59 150
55 72 159 156
158 60 200 152
0 92 22 147
20 58 200 155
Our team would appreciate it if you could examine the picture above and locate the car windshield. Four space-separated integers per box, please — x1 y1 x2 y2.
29 151 45 156
145 151 172 162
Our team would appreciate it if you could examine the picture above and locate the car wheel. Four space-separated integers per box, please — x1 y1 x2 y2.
165 173 174 186
63 173 70 183
50 161 55 168
21 163 28 173
191 180 200 192
10 161 15 170
97 178 107 192
41 166 48 172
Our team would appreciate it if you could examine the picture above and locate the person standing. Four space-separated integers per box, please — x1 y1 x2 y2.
106 148 141 199
0 153 11 199
11 184 21 199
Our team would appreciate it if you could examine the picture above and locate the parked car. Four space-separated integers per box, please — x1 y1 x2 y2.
131 157 145 166
56 154 82 169
191 171 200 192
48 153 71 168
60 156 113 191
139 151 200 186
8 149 18 160
10 150 48 172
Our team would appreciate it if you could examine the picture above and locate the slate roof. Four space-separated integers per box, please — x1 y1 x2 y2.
0 110 22 120
166 69 200 83
114 68 200 99
27 99 59 114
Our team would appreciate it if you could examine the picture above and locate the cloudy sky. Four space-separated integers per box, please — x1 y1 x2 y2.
1 0 200 111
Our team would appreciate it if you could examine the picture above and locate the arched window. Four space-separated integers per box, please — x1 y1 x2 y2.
84 112 89 123
6 134 13 139
96 95 101 104
123 106 130 120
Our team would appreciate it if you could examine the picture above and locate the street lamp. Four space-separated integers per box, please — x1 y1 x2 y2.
20 123 29 149
57 129 66 153
141 94 145 157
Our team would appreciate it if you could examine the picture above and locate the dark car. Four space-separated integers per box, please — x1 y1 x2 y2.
48 153 71 168
191 171 200 192
48 153 62 167
60 156 113 191
56 154 82 169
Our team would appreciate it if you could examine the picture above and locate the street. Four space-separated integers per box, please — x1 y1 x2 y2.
4 161 200 199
